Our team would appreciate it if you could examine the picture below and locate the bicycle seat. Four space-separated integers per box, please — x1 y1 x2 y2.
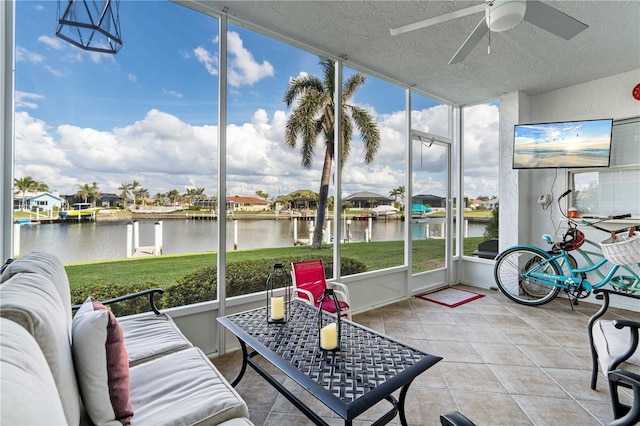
542 234 564 244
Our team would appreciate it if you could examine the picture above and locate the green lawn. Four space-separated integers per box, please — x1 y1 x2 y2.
65 237 485 290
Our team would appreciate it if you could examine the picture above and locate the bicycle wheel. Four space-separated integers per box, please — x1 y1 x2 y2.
494 247 561 306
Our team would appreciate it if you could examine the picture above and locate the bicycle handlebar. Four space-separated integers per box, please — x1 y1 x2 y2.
556 189 635 235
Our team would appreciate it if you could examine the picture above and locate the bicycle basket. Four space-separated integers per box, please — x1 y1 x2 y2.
600 231 640 265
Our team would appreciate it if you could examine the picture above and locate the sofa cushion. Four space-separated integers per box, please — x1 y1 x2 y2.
593 319 640 375
119 314 193 366
73 297 134 426
0 318 68 425
0 272 81 425
128 347 249 425
0 252 73 327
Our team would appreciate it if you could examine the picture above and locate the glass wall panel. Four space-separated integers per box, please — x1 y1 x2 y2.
340 68 406 276
223 24 329 292
462 102 500 257
410 93 451 273
14 1 219 308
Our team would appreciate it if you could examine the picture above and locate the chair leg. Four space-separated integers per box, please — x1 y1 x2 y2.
440 411 476 426
608 370 640 426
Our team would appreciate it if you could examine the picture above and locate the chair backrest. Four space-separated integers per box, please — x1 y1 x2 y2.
291 260 327 302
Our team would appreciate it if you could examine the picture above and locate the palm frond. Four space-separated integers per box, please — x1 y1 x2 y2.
347 105 380 164
283 75 324 107
319 58 335 96
343 73 366 100
340 112 353 164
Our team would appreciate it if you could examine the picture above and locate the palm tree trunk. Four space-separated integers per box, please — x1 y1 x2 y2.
313 146 333 249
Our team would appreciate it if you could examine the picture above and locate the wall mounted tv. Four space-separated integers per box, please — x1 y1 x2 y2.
513 118 613 169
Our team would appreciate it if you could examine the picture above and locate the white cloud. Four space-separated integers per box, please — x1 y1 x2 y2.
15 91 44 110
128 73 138 82
227 31 274 86
14 101 498 199
194 46 218 76
38 35 65 50
193 32 274 87
15 46 45 64
163 88 183 98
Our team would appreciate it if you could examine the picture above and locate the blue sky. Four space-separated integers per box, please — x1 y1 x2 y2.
14 0 499 200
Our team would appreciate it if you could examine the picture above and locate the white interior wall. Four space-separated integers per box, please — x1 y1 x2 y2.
501 69 640 247
479 69 640 310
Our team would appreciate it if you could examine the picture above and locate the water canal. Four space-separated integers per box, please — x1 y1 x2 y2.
16 218 487 263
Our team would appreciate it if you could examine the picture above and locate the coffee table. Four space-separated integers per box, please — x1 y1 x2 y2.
218 300 442 425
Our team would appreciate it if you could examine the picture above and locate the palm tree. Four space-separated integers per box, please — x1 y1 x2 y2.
118 182 132 205
134 187 149 206
167 189 180 206
284 58 380 248
13 176 36 211
389 185 405 209
130 180 141 205
90 182 101 207
75 183 93 204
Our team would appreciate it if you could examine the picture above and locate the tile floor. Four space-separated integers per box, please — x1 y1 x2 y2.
212 285 639 425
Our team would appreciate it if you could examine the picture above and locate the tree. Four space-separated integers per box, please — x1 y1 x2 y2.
167 189 180 206
284 58 380 248
118 182 132 205
134 187 150 205
130 180 141 205
14 176 36 211
75 182 100 206
255 190 269 200
389 185 405 209
483 206 499 239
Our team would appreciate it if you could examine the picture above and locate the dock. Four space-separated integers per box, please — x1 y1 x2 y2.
132 246 157 257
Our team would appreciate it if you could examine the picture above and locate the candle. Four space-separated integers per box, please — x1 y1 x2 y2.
271 296 284 320
320 322 338 350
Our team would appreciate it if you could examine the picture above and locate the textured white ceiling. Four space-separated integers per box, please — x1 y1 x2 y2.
183 1 640 105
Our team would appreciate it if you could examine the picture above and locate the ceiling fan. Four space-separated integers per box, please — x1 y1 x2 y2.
390 0 588 65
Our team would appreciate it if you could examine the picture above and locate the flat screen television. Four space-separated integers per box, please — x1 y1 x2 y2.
513 118 613 169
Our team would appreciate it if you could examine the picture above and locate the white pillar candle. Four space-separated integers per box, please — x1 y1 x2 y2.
271 296 284 320
320 322 338 350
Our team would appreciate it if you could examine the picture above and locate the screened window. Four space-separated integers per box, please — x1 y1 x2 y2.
570 118 640 217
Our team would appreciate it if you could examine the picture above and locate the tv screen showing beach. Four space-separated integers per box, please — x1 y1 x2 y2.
513 119 612 169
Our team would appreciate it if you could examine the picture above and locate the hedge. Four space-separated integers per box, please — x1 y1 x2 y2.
70 255 366 316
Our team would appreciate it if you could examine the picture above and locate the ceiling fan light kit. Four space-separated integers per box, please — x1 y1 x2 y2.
486 0 526 32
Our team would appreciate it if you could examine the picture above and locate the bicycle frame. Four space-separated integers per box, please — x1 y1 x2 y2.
573 238 640 291
518 244 623 292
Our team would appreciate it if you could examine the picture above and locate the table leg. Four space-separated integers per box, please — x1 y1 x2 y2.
398 380 415 426
230 338 249 387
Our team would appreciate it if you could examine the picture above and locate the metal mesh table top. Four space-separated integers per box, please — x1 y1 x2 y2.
218 300 441 415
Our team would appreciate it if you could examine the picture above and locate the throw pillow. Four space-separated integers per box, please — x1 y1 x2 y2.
72 297 133 425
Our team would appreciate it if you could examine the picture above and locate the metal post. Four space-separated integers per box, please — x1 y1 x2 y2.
12 222 20 258
133 220 139 250
293 217 297 245
368 217 373 241
154 221 161 255
233 219 238 250
126 222 133 257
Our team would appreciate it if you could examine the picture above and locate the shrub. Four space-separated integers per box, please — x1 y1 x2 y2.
70 255 366 316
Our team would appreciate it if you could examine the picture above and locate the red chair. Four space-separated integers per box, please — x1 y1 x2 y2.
290 260 351 320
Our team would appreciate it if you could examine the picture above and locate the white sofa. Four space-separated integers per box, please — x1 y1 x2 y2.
0 252 252 426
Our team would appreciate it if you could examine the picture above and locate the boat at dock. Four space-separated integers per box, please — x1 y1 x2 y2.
58 203 100 221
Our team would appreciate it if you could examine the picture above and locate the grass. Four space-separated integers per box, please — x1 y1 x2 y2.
64 237 485 290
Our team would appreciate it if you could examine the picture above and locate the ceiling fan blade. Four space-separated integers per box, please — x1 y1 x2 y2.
523 0 588 40
390 3 485 36
449 18 489 65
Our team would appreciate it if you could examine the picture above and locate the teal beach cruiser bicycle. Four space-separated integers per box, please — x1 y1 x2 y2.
494 190 640 307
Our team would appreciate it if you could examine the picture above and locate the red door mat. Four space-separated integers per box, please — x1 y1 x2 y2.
416 287 484 308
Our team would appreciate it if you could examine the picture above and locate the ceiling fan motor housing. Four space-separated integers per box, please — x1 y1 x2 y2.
486 0 527 32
